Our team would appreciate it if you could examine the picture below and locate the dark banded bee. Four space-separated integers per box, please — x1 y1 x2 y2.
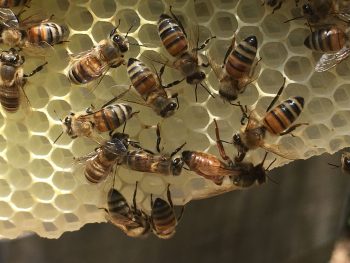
304 26 350 72
106 183 151 238
0 48 47 112
58 103 136 141
0 8 67 52
157 7 215 101
232 79 306 162
126 57 178 118
68 23 130 85
211 35 258 102
150 185 184 239
0 0 29 7
75 132 129 184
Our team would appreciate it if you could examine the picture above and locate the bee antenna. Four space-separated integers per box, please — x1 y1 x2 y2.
53 109 62 122
115 19 121 30
261 152 269 166
53 131 63 144
328 163 340 169
125 24 133 38
265 158 277 171
284 15 305 23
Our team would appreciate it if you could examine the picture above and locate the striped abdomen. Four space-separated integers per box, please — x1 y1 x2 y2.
84 146 118 183
68 55 103 84
226 36 258 80
0 0 27 7
263 96 304 135
0 84 20 112
304 27 346 52
124 150 173 175
107 189 132 219
92 104 133 133
27 23 67 46
151 198 176 238
158 14 188 57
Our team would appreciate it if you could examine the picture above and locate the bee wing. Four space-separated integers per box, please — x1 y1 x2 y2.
260 142 300 160
315 47 350 72
337 7 350 22
207 54 222 80
74 150 99 164
0 8 19 28
18 13 48 29
69 48 95 61
141 51 175 70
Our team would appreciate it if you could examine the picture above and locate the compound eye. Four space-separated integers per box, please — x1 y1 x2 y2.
113 35 121 43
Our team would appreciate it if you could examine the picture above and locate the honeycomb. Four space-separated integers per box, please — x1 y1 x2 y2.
0 0 348 239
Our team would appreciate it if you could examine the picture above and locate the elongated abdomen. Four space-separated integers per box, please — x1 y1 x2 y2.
68 55 103 84
263 96 304 135
151 198 176 238
304 27 345 52
27 23 67 46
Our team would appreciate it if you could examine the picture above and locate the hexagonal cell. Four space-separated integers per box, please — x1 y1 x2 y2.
54 194 78 212
334 84 350 108
90 0 116 18
307 97 334 121
25 111 49 133
6 146 31 169
3 122 29 143
46 99 72 122
11 211 36 228
284 56 312 82
185 130 211 151
160 117 188 145
67 33 94 54
329 137 345 152
11 191 34 209
118 166 145 184
0 220 18 239
283 83 310 104
7 169 32 190
52 171 77 192
208 119 234 144
286 28 310 54
28 136 51 156
0 202 13 219
50 148 74 169
30 182 55 202
26 86 49 109
115 8 141 32
44 73 71 98
0 179 11 199
237 0 264 23
90 21 114 44
193 0 215 22
140 175 166 195
74 184 105 205
138 24 160 47
331 111 350 130
257 69 284 94
309 71 337 96
336 59 350 81
260 42 288 68
209 12 238 38
213 0 239 9
0 135 6 152
117 0 138 6
303 124 331 141
261 13 290 39
28 159 54 180
66 7 93 32
39 0 69 16
68 86 96 112
32 203 59 221
183 105 210 130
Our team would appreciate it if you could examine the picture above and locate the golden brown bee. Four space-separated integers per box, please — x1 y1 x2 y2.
58 103 136 141
0 48 47 112
211 35 258 102
106 182 151 238
231 79 306 162
0 0 29 7
157 6 215 101
150 185 184 239
126 57 178 118
68 23 130 85
75 132 129 184
304 26 350 72
0 8 67 51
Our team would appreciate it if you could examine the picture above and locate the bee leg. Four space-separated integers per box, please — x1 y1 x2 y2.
169 5 187 37
166 184 173 208
193 36 217 52
266 77 286 112
279 122 308 136
235 151 246 163
177 206 185 223
223 36 235 66
23 62 48 78
170 142 186 157
132 181 138 210
272 1 283 13
230 101 249 125
163 78 185 89
129 141 155 155
199 83 215 99
171 93 180 110
248 57 262 78
156 123 162 153
213 119 234 166
150 194 154 208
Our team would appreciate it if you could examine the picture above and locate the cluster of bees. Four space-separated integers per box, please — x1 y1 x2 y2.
1 0 350 238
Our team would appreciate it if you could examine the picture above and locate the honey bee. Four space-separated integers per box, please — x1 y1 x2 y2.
264 0 299 13
106 182 151 238
126 57 178 118
210 35 258 102
75 132 129 184
304 26 350 72
0 48 47 112
157 6 215 101
329 152 350 174
231 79 306 162
68 22 130 85
0 8 67 51
56 102 136 142
150 185 184 239
0 0 29 7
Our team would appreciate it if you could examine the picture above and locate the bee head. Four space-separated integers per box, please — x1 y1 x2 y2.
62 113 75 138
0 48 24 66
341 153 350 172
172 157 184 176
252 163 267 185
186 71 206 85
110 28 129 53
160 101 177 118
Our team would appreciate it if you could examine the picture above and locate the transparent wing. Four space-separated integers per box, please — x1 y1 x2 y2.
260 142 300 160
207 54 222 80
315 47 350 72
0 8 19 28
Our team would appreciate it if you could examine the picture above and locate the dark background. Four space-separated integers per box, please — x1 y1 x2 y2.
1 152 349 263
